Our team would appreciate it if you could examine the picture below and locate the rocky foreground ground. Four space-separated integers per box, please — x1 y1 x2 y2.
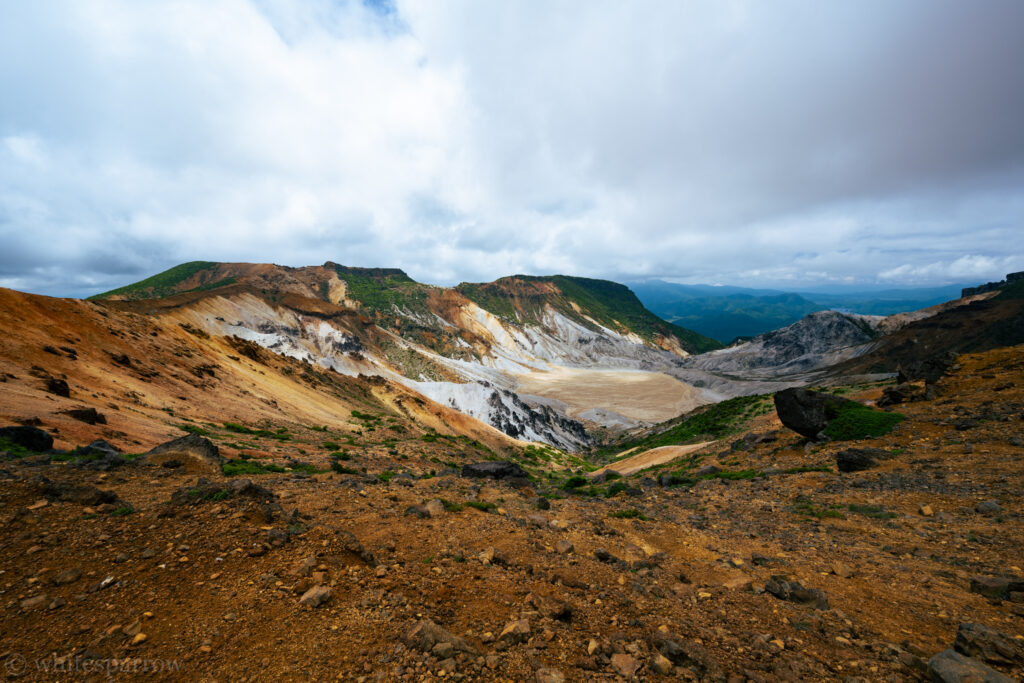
1 346 1023 681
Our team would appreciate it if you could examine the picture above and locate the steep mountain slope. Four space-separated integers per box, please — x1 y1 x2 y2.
679 311 882 378
0 287 540 473
89 262 723 448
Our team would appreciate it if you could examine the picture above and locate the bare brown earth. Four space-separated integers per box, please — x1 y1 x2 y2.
0 288 1022 681
594 443 716 477
515 367 709 424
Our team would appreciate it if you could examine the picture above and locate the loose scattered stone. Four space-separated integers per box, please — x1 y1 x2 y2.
975 499 1002 516
298 584 331 608
765 575 830 609
499 619 530 644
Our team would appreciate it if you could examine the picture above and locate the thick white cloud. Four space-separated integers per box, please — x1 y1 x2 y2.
0 0 1022 297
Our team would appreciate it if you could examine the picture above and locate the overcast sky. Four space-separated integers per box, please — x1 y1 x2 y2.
2 0 1023 298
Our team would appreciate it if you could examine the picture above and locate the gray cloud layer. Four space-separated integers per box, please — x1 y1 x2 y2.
1 0 1022 297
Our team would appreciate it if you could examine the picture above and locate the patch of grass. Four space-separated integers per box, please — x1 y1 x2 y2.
609 508 649 520
329 450 351 461
598 394 772 458
708 469 760 480
782 465 833 474
0 437 37 458
605 481 627 497
88 260 218 300
222 459 286 476
822 403 905 440
792 496 846 519
439 499 464 512
561 475 588 490
464 500 497 512
308 425 328 432
377 470 396 483
330 462 360 475
109 506 134 516
178 424 210 436
322 441 340 450
289 463 324 474
223 422 255 434
847 503 898 519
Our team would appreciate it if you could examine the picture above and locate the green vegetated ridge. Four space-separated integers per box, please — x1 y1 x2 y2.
89 261 230 301
595 394 773 460
330 265 432 318
457 274 722 354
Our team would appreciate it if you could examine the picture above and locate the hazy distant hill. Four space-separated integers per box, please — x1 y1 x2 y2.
628 280 972 343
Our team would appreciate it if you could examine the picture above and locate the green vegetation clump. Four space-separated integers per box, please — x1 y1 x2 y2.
224 422 255 434
605 481 627 497
439 499 464 512
792 497 846 519
783 465 833 474
561 475 588 490
223 460 286 476
178 424 211 436
109 506 134 516
89 261 218 300
330 462 360 475
0 437 36 458
609 508 649 520
847 503 898 519
464 500 496 512
598 394 771 458
822 402 904 440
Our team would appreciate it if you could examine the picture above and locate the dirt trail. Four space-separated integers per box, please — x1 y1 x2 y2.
594 442 715 476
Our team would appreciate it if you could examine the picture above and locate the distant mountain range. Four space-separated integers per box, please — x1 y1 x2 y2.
627 279 972 343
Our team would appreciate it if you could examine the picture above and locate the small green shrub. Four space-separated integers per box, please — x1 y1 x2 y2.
329 451 351 461
464 500 496 512
330 462 359 475
823 403 904 440
561 475 588 490
223 460 286 475
178 424 210 436
609 508 649 520
783 465 833 474
110 506 134 516
223 422 255 434
605 482 627 497
322 441 340 450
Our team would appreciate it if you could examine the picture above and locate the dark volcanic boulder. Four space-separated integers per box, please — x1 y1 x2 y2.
954 622 1024 666
33 476 124 507
927 649 1014 683
68 440 129 471
144 433 222 475
773 388 852 440
45 378 70 397
461 461 529 481
0 426 54 452
63 407 106 425
836 447 891 473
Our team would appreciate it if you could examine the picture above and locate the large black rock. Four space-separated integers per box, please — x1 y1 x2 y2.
461 461 529 481
773 388 854 440
0 425 54 452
